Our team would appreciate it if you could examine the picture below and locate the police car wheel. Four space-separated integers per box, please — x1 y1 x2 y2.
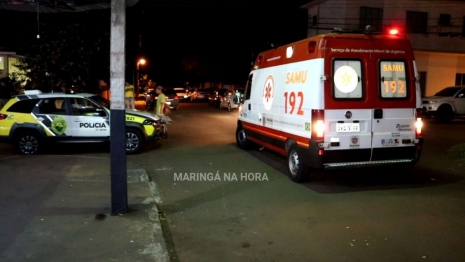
287 144 309 183
236 124 251 149
16 131 41 155
126 129 143 154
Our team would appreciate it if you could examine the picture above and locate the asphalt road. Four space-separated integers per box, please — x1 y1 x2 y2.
136 103 465 262
1 103 465 262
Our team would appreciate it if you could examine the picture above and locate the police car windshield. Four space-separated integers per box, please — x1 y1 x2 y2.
89 95 110 109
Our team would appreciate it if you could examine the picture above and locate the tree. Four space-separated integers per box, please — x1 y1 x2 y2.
3 10 111 93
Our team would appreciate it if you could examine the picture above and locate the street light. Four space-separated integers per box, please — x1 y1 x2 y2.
136 58 146 96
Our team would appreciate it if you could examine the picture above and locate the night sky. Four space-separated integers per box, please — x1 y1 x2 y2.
126 0 309 85
0 0 309 88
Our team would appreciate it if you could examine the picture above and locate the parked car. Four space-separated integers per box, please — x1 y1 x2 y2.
173 87 190 102
208 90 221 108
422 86 465 122
146 88 180 111
0 90 163 154
219 88 244 111
188 88 209 102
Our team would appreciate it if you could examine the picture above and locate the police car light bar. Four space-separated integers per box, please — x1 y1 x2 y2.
24 90 43 95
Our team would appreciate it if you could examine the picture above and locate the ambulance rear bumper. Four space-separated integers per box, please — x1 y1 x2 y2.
306 139 423 170
323 159 414 169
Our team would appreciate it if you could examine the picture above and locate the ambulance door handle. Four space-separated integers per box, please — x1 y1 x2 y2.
248 104 251 110
374 109 383 119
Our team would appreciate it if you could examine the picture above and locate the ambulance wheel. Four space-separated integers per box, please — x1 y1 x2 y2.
287 144 309 183
236 124 251 149
15 130 42 155
126 128 143 154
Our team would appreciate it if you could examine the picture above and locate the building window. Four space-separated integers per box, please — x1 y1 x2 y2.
360 6 384 30
462 16 465 37
406 11 428 33
0 56 4 70
439 14 451 26
455 73 465 86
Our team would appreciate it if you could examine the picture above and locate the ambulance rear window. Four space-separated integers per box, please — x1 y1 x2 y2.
379 61 408 99
332 59 364 100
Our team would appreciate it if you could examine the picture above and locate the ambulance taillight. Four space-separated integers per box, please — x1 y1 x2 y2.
311 110 325 139
415 108 423 138
389 28 399 36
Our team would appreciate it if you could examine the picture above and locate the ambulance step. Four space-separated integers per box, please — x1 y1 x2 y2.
324 159 413 169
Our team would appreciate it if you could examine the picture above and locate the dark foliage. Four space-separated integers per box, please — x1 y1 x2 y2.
0 10 111 93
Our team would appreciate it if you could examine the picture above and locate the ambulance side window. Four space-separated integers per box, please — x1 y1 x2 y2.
245 74 253 100
332 60 363 99
379 60 408 99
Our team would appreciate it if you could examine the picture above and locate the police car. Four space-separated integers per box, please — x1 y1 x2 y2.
0 90 161 155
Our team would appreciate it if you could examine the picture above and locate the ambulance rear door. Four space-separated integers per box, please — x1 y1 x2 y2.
368 38 418 161
323 37 375 163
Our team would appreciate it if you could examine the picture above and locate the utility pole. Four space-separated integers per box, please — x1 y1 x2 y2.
109 0 128 215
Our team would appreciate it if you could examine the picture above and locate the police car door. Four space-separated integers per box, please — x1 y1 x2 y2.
69 97 110 139
35 98 74 138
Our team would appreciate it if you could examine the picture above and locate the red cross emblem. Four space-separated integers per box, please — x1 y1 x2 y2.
264 84 272 102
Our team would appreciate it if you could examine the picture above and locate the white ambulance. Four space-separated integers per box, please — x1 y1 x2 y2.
236 28 424 182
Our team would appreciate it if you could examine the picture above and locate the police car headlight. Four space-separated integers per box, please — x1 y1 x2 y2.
428 101 438 104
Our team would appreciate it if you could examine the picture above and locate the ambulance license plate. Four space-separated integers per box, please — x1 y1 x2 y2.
336 123 360 132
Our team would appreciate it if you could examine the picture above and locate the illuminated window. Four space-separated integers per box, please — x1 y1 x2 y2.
380 61 408 99
0 56 4 70
332 60 363 100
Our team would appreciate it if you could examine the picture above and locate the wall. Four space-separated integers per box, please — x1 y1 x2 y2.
302 0 465 95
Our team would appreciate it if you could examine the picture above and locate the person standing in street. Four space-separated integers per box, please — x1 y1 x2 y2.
154 86 166 115
124 81 135 110
98 79 110 99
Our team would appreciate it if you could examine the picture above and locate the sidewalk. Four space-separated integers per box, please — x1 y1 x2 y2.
0 155 169 262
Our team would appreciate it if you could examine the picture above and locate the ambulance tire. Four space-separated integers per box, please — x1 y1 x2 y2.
125 128 143 154
236 124 252 150
287 144 309 183
15 130 42 155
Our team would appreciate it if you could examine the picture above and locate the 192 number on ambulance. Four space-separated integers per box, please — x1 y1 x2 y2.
284 91 304 115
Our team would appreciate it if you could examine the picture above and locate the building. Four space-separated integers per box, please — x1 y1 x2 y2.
0 51 25 81
301 0 465 96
